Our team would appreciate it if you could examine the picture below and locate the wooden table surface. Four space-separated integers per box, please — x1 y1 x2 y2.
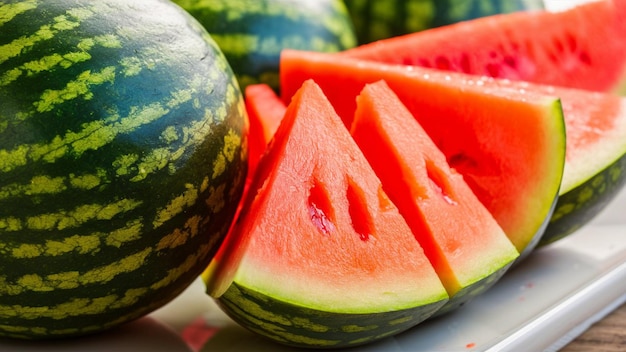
561 302 625 351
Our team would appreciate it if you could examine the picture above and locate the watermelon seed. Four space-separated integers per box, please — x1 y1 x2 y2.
448 153 477 172
376 184 394 212
503 55 517 69
459 53 471 73
416 58 431 68
435 56 451 70
308 177 335 236
578 51 592 66
486 63 501 78
346 177 374 242
426 159 457 206
553 37 565 54
565 32 577 52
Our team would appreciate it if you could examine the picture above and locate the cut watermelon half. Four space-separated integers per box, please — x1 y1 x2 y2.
351 80 518 315
206 80 448 348
341 0 626 94
279 49 566 259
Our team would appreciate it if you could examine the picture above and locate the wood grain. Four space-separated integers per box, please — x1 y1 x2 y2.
561 303 626 351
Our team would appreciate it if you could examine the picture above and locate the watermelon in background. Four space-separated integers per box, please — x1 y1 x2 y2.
343 0 544 44
172 0 357 92
341 0 626 95
0 0 247 339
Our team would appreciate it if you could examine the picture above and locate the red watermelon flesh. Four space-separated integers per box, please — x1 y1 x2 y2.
279 49 566 259
340 0 626 94
351 80 518 312
205 80 448 314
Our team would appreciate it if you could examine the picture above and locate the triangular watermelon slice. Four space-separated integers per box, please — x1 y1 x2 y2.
244 83 287 179
340 0 626 94
206 80 448 348
351 80 519 315
280 49 566 259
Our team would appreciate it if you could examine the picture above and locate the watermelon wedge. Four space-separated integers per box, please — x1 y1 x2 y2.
206 80 448 348
351 80 518 315
280 49 566 259
244 84 287 179
341 0 626 94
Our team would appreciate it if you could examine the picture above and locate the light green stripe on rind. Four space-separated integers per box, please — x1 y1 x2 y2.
540 155 626 246
0 102 164 172
0 35 118 134
2 68 228 179
153 183 200 229
0 35 121 88
0 241 213 327
0 0 38 27
0 285 152 320
212 127 244 180
0 248 152 295
1 95 170 173
35 66 116 113
0 198 142 232
0 172 105 200
0 219 143 258
0 8 94 65
0 176 231 257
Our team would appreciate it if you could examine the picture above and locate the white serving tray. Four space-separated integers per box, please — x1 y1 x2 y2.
158 188 626 352
2 186 623 352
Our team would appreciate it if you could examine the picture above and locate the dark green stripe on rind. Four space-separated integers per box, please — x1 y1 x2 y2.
216 282 447 349
172 0 357 91
540 154 626 246
0 0 247 339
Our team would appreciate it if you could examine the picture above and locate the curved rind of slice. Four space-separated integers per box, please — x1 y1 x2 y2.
211 80 448 348
351 81 518 315
542 157 626 245
217 282 445 348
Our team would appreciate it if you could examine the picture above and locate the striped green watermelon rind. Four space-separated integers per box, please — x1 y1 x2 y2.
343 0 544 44
540 155 626 246
216 282 447 349
172 0 357 92
0 0 247 339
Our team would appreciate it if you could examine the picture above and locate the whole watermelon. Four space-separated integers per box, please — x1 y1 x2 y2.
0 0 247 339
172 0 358 92
344 0 544 44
